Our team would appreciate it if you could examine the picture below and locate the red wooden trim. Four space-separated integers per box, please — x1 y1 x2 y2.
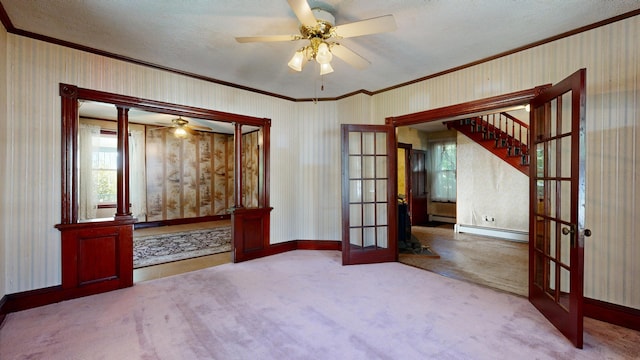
60 84 79 223
584 297 640 332
234 123 244 208
262 119 271 208
97 203 116 209
388 86 549 127
70 85 268 126
0 295 7 327
115 106 132 219
133 214 231 230
500 112 529 129
398 143 413 214
296 240 341 251
236 241 298 263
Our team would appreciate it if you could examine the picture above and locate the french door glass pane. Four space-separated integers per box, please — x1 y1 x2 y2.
376 133 387 155
377 226 388 248
363 227 376 247
347 130 389 251
349 132 361 154
350 228 363 247
363 156 375 178
363 180 375 202
376 180 387 202
561 92 573 135
349 180 362 202
349 156 361 178
350 204 362 226
559 267 571 311
363 132 375 155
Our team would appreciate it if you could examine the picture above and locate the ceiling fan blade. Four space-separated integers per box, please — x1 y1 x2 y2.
330 43 370 70
153 122 173 127
235 35 298 43
189 125 212 131
287 0 317 27
333 15 397 38
183 127 198 136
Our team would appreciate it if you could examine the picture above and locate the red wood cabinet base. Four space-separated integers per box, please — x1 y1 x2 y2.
56 219 135 296
232 207 273 262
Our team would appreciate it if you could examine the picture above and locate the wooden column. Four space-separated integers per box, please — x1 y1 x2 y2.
234 122 244 208
59 84 79 223
115 106 132 219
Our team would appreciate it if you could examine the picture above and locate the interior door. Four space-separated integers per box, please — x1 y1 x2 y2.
410 149 429 225
529 68 588 348
342 124 397 265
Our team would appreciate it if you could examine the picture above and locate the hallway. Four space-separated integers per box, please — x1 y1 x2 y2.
399 224 528 296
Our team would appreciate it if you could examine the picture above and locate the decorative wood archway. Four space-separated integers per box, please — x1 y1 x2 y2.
55 83 272 301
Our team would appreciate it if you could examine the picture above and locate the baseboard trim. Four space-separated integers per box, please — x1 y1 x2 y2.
295 240 341 251
455 224 528 242
428 215 456 223
0 295 7 328
584 297 640 331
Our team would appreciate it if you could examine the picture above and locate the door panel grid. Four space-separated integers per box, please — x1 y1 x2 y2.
342 124 397 265
348 131 388 250
529 69 586 348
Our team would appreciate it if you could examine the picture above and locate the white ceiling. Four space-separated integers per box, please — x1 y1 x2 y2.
1 1 639 100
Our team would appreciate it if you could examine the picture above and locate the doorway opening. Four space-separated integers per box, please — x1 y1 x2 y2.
389 89 543 297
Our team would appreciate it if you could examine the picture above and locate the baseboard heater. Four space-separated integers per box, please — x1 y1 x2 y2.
454 224 528 242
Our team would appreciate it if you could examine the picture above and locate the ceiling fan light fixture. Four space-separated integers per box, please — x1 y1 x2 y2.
315 42 333 64
320 62 334 75
288 50 305 71
174 126 188 138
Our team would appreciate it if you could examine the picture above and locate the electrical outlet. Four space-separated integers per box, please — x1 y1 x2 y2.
483 215 495 222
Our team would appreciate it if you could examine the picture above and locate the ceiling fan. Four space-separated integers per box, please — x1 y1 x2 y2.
235 0 396 75
153 117 212 138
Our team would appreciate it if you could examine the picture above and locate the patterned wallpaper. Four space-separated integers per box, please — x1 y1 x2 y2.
242 131 260 208
146 129 259 221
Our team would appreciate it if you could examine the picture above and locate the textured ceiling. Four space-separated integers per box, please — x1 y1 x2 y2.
1 0 639 100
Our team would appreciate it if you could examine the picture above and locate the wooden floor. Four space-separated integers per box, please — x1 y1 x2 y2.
133 251 232 282
399 224 528 297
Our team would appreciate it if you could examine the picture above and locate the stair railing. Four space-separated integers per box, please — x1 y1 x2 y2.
465 112 529 165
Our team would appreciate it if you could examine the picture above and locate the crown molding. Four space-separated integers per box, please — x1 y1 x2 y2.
1 2 639 102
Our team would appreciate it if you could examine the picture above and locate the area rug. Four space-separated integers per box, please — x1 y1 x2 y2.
133 227 231 268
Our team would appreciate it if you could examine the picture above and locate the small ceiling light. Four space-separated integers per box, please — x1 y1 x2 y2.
320 62 334 75
288 50 305 72
174 127 188 138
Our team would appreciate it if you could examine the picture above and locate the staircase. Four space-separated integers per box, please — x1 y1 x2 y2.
444 112 529 176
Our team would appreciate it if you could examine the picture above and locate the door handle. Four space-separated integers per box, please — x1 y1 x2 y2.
561 227 591 237
561 227 573 235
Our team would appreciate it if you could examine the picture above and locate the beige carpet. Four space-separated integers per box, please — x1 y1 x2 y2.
1 250 638 359
400 225 528 296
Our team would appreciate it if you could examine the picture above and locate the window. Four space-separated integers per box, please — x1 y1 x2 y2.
431 140 456 202
93 131 118 205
